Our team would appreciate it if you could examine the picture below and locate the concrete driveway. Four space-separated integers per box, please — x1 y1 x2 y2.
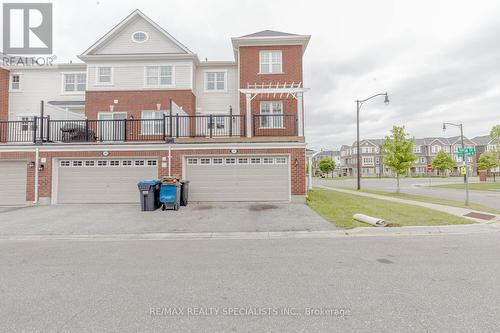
0 202 335 236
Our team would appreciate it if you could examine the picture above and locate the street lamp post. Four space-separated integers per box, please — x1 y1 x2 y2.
443 122 469 206
356 92 389 190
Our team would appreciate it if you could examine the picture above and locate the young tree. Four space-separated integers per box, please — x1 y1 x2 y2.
432 150 456 176
318 157 335 177
477 152 499 171
381 126 417 193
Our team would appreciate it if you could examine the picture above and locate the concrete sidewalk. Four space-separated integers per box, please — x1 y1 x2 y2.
316 185 500 223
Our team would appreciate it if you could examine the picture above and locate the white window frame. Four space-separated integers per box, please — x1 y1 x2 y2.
208 116 226 130
17 115 35 131
260 101 284 129
62 72 86 94
131 31 149 43
413 146 421 153
187 158 198 165
95 66 113 86
204 70 227 92
259 50 283 74
213 158 223 165
144 65 174 88
10 74 22 92
141 111 165 135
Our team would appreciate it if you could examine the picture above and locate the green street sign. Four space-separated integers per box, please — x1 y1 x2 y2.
457 147 475 157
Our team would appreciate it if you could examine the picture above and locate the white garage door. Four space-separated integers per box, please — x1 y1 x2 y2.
56 158 158 204
185 156 290 201
0 161 27 205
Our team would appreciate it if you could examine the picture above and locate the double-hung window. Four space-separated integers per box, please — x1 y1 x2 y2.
260 101 283 128
141 111 165 135
205 71 226 91
63 73 86 92
97 67 112 85
10 74 21 91
208 116 225 130
260 50 282 74
145 66 173 87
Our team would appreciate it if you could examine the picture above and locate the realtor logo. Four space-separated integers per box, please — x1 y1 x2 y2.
3 3 52 54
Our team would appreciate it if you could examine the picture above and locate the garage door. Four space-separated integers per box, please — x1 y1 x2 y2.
185 156 290 201
56 158 158 204
0 161 27 205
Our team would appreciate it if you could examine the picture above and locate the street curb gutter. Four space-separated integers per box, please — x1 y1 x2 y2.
1 223 499 241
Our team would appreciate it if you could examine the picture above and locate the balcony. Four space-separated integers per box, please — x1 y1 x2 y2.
0 113 300 144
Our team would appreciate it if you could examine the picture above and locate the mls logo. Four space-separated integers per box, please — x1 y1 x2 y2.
3 3 52 54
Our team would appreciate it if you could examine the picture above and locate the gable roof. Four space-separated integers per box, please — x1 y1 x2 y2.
472 135 492 146
80 9 192 57
239 30 300 38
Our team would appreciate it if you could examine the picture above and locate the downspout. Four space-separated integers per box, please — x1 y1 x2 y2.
34 147 39 205
168 145 172 177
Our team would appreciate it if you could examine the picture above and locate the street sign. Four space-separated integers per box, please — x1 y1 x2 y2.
460 166 467 175
457 147 475 157
426 164 433 171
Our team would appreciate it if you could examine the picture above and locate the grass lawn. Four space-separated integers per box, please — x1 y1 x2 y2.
430 182 500 192
306 188 472 229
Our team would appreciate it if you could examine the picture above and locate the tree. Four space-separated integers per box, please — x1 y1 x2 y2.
318 157 335 177
432 150 456 176
477 152 499 171
491 124 500 144
381 126 417 193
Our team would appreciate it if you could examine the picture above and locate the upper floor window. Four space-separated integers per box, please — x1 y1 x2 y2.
431 145 440 154
145 66 173 87
260 101 283 128
413 146 421 153
63 73 86 93
10 74 21 91
141 111 165 135
132 31 149 43
205 71 226 92
96 67 112 85
259 50 282 74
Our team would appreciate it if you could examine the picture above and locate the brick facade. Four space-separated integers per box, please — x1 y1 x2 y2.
0 147 305 203
0 68 10 121
85 90 196 119
239 45 303 118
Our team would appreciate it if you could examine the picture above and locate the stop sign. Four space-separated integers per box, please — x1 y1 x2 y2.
427 164 433 171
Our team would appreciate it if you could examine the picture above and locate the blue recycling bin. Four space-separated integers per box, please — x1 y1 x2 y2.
159 183 181 211
137 180 161 211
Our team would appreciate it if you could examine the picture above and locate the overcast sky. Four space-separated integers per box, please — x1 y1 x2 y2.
17 0 500 150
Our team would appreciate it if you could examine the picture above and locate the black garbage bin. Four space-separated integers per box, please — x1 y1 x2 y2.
180 180 189 206
137 180 161 211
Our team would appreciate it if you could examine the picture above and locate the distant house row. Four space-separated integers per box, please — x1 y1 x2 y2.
313 135 498 177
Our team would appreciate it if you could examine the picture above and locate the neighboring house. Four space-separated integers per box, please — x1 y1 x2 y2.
339 136 479 177
472 135 500 173
312 150 340 176
0 10 311 205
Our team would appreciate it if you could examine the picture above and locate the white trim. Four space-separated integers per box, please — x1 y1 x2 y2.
143 65 175 88
80 9 192 56
131 31 149 43
61 71 87 95
259 50 283 74
95 66 114 86
203 69 228 93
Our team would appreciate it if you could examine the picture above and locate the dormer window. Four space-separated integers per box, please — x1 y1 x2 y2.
132 31 149 43
259 50 282 74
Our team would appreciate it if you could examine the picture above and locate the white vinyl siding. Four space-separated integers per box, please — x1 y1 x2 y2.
145 66 173 87
63 73 86 93
260 101 283 128
86 61 192 91
96 66 113 85
259 50 282 74
195 66 238 114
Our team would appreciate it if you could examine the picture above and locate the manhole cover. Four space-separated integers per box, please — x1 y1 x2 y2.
463 212 496 220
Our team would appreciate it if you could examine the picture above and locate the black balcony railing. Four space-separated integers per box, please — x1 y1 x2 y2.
0 114 247 144
252 114 298 137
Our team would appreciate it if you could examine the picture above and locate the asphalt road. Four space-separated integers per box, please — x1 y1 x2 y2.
2 233 500 332
314 177 500 210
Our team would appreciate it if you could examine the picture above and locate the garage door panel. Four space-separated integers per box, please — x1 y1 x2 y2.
186 156 289 202
0 161 27 205
57 159 157 204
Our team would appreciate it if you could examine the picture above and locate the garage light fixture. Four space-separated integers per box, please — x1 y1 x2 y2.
28 161 35 168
